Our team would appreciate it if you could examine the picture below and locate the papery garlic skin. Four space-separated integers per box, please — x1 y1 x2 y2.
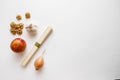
26 24 37 35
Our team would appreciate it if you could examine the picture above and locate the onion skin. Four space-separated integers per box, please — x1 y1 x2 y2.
34 56 44 70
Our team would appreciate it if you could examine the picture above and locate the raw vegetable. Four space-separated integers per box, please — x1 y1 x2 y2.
10 38 26 53
34 50 45 70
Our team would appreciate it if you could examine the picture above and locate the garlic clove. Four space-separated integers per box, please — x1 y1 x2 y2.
34 56 44 70
26 24 37 35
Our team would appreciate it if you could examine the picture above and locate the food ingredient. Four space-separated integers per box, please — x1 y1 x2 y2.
10 38 26 53
10 22 24 35
25 12 31 19
34 56 44 70
16 14 22 20
34 50 45 70
26 24 37 35
21 26 52 67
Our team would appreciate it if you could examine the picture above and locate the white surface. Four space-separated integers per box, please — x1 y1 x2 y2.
0 0 120 80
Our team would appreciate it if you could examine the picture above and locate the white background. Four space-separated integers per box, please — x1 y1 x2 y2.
0 0 120 80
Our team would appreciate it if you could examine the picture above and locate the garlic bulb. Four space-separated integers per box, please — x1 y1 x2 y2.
26 24 37 35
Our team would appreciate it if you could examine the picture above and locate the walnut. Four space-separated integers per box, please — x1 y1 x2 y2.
16 15 22 20
10 22 16 28
25 12 31 19
10 22 24 35
17 30 22 35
